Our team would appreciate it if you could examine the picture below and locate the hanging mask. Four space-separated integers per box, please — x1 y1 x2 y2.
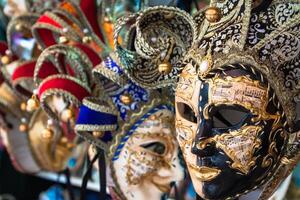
114 2 300 199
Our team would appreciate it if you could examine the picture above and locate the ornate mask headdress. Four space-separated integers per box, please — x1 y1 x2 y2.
114 1 300 199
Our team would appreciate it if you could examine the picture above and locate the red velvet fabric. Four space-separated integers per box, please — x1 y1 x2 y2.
38 76 90 102
79 0 104 42
65 63 75 77
36 15 63 47
74 43 102 67
12 61 36 81
0 41 8 55
37 61 60 79
11 61 36 96
38 15 62 28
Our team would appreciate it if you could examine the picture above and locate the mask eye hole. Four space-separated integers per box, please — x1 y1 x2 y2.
212 107 249 129
177 102 197 123
140 142 166 155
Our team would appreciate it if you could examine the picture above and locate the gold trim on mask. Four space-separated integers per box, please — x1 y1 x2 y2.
197 126 263 174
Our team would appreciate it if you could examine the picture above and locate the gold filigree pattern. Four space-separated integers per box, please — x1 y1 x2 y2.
197 126 263 174
125 133 174 185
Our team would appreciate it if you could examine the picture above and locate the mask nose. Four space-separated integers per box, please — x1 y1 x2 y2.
156 153 185 181
191 120 215 157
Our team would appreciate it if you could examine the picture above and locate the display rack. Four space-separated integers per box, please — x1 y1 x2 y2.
37 172 100 192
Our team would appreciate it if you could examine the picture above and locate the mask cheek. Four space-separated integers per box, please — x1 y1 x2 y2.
126 151 160 185
211 125 263 174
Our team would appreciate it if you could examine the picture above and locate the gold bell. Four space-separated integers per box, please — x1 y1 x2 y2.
82 36 92 43
104 16 110 22
59 36 68 44
158 62 172 75
93 131 104 138
15 23 23 31
205 7 222 23
1 55 10 65
120 94 132 105
19 124 28 132
20 102 27 111
41 128 54 140
26 95 39 112
61 108 74 123
149 115 158 121
60 136 68 144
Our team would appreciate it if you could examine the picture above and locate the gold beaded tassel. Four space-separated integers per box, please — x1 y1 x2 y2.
157 39 175 75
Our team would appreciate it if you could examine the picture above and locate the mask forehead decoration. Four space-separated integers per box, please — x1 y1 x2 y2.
207 76 278 121
114 1 300 199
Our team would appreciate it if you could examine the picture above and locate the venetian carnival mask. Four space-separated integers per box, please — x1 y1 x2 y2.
111 107 184 200
175 65 286 199
114 1 300 199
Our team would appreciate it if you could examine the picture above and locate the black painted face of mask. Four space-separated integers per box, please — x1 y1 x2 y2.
175 67 288 199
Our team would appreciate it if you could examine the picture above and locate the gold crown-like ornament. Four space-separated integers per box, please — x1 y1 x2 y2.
114 1 300 199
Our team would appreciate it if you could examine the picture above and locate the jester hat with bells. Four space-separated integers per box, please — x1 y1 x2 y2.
0 2 82 174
